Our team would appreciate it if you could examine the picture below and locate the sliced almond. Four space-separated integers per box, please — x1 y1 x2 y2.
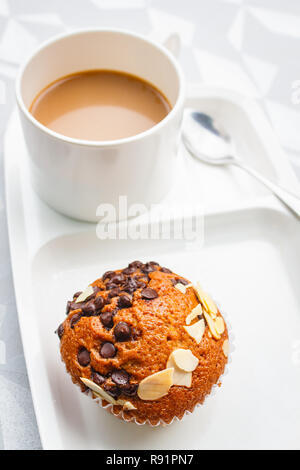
75 286 94 303
81 377 104 396
222 339 229 358
174 283 187 294
84 379 137 409
194 282 218 318
173 368 192 387
115 399 126 406
203 311 221 340
92 390 114 403
175 282 193 294
183 319 205 344
166 355 192 387
122 401 137 411
186 304 203 325
81 377 117 405
215 316 225 335
137 368 173 401
171 349 198 372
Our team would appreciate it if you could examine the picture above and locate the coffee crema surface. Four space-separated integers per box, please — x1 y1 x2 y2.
29 70 171 141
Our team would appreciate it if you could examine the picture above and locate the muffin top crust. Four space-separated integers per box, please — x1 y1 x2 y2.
58 261 229 425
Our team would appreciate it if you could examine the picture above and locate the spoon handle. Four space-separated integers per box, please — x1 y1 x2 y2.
234 161 300 217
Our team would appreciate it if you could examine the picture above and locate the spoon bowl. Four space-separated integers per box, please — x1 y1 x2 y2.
182 110 237 165
182 108 300 218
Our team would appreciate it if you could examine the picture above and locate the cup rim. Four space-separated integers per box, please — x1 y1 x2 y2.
16 27 185 148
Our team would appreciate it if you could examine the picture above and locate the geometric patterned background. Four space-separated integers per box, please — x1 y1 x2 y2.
0 0 300 449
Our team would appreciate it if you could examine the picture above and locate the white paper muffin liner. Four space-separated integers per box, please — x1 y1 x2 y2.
83 304 235 427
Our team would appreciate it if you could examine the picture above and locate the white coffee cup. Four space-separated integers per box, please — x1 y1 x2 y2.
16 29 185 222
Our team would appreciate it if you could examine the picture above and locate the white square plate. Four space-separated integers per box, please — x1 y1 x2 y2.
5 87 300 449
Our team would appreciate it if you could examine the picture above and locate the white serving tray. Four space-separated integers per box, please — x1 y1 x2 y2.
4 86 300 450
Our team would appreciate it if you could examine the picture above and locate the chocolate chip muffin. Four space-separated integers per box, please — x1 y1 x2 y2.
57 261 229 425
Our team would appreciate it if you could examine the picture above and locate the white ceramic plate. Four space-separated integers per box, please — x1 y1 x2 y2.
4 87 300 450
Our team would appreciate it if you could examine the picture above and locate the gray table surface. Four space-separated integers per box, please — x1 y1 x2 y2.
1 0 300 450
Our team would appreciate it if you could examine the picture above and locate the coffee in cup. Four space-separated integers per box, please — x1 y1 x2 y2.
29 70 171 141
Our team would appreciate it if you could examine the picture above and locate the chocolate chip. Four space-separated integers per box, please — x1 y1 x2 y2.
142 262 156 274
172 277 189 286
122 266 136 275
106 282 118 290
100 342 117 358
73 291 82 299
70 300 86 311
77 348 90 366
149 261 160 266
136 280 147 289
102 271 115 281
92 371 106 386
122 286 135 295
56 323 64 339
70 313 82 328
123 277 138 294
198 314 203 320
82 301 96 316
109 273 125 285
178 278 189 285
93 286 101 294
114 322 132 342
100 311 114 329
85 292 96 302
118 294 132 309
108 287 120 298
112 369 130 386
121 383 138 397
104 384 121 400
66 301 72 315
94 295 105 311
128 261 143 269
161 267 172 273
134 275 148 288
141 287 158 300
135 274 148 280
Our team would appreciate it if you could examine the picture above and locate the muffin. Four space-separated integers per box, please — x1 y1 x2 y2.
56 260 229 426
